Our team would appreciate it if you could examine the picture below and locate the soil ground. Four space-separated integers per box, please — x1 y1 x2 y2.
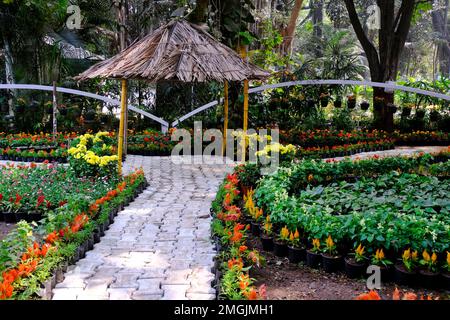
0 222 15 241
248 237 450 300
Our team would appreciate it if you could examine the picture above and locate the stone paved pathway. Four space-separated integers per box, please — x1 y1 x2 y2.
52 156 234 300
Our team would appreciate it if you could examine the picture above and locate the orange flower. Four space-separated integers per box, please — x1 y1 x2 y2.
239 245 248 253
356 290 381 300
392 288 400 300
403 292 417 300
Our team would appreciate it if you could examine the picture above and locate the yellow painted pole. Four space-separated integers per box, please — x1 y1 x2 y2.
223 81 229 156
118 79 127 176
240 46 249 162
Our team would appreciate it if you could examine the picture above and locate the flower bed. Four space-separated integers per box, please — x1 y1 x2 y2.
127 129 175 156
0 163 116 223
0 164 147 300
239 152 450 289
297 139 395 159
280 129 449 149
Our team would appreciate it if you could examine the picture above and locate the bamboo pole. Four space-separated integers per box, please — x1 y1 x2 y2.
118 79 127 176
240 46 249 162
223 81 229 156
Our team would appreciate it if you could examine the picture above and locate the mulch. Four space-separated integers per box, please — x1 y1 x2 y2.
0 222 16 241
247 236 449 300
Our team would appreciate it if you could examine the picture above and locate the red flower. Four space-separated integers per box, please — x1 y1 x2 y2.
14 193 22 205
36 195 45 208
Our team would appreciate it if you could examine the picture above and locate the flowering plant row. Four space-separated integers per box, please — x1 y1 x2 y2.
127 129 175 156
0 162 117 222
250 153 449 289
0 132 76 149
0 146 68 163
68 132 118 178
296 139 395 159
279 129 449 148
211 173 266 300
0 166 146 299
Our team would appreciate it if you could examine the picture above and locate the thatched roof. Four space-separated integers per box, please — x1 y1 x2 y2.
75 19 270 83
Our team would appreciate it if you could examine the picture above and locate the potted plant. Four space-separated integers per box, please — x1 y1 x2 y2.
250 207 263 237
442 251 450 289
334 97 342 108
371 248 393 282
345 244 368 278
394 248 418 286
320 93 330 108
374 97 385 111
85 109 97 122
360 100 370 111
287 229 306 264
419 249 440 288
306 238 322 268
260 215 274 252
347 95 356 109
273 226 289 257
321 235 343 273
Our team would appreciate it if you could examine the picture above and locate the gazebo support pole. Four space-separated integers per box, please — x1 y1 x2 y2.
223 81 229 156
240 45 249 162
118 79 128 176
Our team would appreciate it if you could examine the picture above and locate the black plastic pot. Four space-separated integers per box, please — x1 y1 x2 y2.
28 212 43 222
416 110 426 119
320 98 329 108
441 272 450 290
322 254 343 273
394 263 417 286
260 234 274 252
251 221 260 236
14 211 26 222
334 100 342 108
344 257 367 279
0 212 3 222
306 250 322 268
273 240 288 257
418 269 440 288
360 101 370 111
288 246 306 264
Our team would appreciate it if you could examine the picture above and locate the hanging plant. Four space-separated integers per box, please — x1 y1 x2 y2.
347 95 356 109
334 98 342 108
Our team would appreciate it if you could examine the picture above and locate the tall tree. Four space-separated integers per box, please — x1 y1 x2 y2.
431 0 450 76
281 0 304 55
343 0 424 131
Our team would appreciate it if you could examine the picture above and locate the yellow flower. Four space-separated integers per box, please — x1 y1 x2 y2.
431 252 437 264
355 244 365 257
312 238 320 250
412 250 418 261
326 235 334 249
402 248 411 261
375 249 385 260
422 250 430 262
446 251 450 266
289 232 294 242
280 226 289 239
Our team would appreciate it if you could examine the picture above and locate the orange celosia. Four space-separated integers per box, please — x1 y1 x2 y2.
356 290 381 300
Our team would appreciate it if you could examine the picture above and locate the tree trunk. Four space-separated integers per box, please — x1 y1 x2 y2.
344 0 416 132
312 0 324 56
3 35 15 117
431 0 450 77
281 0 304 55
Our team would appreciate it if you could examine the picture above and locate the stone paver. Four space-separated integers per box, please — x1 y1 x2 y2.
52 155 234 300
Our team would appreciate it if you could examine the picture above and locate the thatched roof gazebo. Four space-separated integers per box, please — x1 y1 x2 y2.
75 19 270 174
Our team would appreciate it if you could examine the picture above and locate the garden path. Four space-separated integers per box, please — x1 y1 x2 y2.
51 156 235 300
